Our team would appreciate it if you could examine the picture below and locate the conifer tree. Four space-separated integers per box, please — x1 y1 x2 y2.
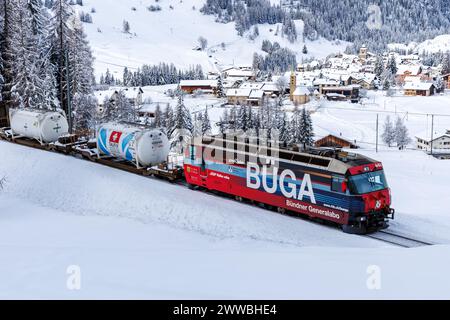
381 115 395 147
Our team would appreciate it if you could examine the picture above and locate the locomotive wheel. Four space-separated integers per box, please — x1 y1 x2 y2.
277 207 286 215
235 196 244 202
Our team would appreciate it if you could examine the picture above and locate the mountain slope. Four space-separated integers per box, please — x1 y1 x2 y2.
76 0 347 79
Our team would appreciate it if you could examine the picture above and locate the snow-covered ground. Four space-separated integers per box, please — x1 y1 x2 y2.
79 0 348 79
1 135 450 298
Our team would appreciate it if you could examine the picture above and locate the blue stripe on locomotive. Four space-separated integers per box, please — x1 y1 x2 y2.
186 157 365 214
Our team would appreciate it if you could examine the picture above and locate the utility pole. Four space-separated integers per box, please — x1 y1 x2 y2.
430 114 434 156
376 114 379 153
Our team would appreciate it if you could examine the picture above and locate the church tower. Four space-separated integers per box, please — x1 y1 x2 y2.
290 71 297 101
359 45 368 62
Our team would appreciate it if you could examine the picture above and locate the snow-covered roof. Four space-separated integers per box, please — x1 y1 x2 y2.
403 82 434 91
326 93 347 98
240 82 264 90
179 80 217 87
293 86 310 96
226 88 252 97
248 90 264 99
224 69 254 78
396 64 421 76
313 79 340 86
404 76 422 83
261 83 279 92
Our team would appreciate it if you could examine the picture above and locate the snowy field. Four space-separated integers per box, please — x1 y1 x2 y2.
79 0 348 79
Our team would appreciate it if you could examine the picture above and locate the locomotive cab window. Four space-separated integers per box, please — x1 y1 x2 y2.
331 176 347 193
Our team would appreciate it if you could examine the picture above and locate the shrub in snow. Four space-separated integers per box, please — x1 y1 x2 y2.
147 5 161 12
198 36 208 51
123 20 130 33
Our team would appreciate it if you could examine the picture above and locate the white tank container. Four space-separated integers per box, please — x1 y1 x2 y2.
97 122 170 167
9 108 69 143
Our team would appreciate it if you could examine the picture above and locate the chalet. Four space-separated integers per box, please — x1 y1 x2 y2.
223 68 255 81
261 82 282 96
403 82 435 96
351 73 376 90
442 73 450 89
226 88 264 106
292 86 311 105
315 134 358 149
313 79 340 94
416 129 450 153
179 80 218 94
94 87 144 114
396 65 422 84
322 85 360 102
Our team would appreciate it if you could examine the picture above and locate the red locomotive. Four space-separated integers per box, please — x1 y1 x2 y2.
184 135 394 234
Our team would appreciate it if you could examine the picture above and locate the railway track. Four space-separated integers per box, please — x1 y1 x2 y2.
365 230 435 248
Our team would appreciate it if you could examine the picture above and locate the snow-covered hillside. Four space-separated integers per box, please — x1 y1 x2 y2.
389 34 450 54
78 0 348 79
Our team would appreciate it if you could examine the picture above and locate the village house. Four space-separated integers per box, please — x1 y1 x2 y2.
179 80 218 94
322 85 360 102
403 82 435 96
94 87 144 114
396 65 422 84
315 134 358 149
222 67 255 81
441 73 450 89
416 129 450 153
313 79 341 94
226 88 264 106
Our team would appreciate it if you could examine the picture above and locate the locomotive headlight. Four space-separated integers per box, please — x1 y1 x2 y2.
358 216 367 222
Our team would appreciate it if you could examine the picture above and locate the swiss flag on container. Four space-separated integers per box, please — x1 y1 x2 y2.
110 131 122 144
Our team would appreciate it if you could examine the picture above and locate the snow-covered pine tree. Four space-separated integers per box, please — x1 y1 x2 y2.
302 44 308 54
229 104 238 132
72 92 97 135
170 94 193 152
1 0 21 111
374 55 384 78
387 56 398 77
164 104 174 134
289 105 302 145
66 13 95 132
193 112 203 137
394 116 411 149
50 0 74 115
278 110 289 144
381 115 395 147
201 107 211 135
153 103 162 128
299 107 314 147
171 94 193 136
216 75 225 98
218 108 229 134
